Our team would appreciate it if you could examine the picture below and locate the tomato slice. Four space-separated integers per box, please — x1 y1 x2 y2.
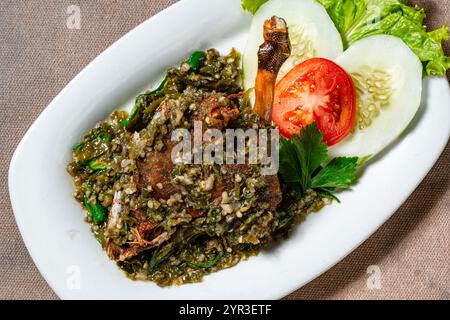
273 58 356 146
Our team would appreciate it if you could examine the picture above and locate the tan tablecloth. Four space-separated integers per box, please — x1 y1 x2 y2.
0 0 448 300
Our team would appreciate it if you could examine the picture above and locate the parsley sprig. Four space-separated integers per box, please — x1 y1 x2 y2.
279 123 359 200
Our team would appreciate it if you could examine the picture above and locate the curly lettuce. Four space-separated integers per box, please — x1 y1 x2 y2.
242 0 269 14
317 0 450 77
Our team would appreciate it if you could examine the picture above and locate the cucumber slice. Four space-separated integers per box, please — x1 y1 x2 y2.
331 35 423 158
243 0 343 91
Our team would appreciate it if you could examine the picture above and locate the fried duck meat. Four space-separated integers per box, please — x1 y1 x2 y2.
254 16 291 124
109 17 292 261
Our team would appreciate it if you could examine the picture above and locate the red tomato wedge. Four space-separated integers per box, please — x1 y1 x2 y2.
273 58 356 146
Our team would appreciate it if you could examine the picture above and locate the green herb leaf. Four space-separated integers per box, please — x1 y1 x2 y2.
121 76 168 128
72 142 85 152
188 253 222 269
316 188 342 203
87 157 109 172
241 0 268 14
278 137 302 184
149 248 161 273
188 51 206 72
97 130 112 142
318 0 450 77
72 130 110 152
279 137 304 197
278 123 359 200
278 123 327 194
293 123 328 189
149 247 177 273
311 157 359 189
83 196 107 224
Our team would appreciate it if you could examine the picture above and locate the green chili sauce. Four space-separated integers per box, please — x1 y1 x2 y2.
66 49 327 286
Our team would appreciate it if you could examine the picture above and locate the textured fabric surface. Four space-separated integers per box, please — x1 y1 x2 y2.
0 0 448 300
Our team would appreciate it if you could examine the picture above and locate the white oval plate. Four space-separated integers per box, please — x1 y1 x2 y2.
8 0 450 300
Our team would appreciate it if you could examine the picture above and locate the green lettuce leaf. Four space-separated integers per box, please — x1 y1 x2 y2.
318 0 450 76
241 0 268 14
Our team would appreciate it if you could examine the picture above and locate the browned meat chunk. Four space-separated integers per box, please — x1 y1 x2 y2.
106 209 160 261
198 94 240 129
213 164 281 210
254 16 291 124
133 209 158 237
137 140 178 200
137 87 282 219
